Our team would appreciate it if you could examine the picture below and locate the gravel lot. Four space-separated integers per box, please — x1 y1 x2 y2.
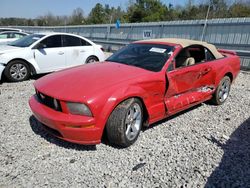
0 72 249 188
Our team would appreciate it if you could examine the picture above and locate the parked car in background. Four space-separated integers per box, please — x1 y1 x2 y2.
0 31 28 45
0 28 22 32
29 38 240 147
0 32 105 82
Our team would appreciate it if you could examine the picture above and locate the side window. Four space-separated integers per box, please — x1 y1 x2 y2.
14 33 25 39
6 33 12 38
0 33 8 39
9 33 15 38
41 35 62 48
63 35 81 47
81 39 91 46
175 45 213 69
175 47 196 68
188 47 206 63
205 48 215 61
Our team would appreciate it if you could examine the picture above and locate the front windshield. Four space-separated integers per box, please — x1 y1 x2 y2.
107 43 174 72
8 34 45 47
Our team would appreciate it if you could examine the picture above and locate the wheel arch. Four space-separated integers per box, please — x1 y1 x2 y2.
101 95 150 140
224 72 233 82
215 64 234 86
116 96 149 125
8 58 37 75
85 55 99 63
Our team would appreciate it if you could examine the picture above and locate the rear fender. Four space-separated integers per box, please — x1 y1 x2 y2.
214 56 240 86
215 65 233 86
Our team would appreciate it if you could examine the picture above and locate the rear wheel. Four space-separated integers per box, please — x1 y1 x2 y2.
4 60 30 82
86 56 98 64
106 98 143 147
211 76 231 105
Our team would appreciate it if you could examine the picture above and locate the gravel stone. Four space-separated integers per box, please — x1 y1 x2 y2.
0 72 249 187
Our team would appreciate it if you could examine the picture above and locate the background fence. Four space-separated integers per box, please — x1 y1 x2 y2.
13 17 250 70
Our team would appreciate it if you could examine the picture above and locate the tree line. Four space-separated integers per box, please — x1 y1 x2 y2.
0 0 250 26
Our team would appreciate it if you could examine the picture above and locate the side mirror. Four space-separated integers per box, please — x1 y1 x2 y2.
33 43 46 49
167 59 175 72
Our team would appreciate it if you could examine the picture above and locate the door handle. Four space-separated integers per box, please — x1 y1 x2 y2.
80 50 85 53
58 51 64 55
201 67 211 75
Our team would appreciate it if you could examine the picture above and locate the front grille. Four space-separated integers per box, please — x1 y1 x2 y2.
36 91 62 112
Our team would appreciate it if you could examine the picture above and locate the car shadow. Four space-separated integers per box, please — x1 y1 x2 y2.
205 117 250 187
0 73 49 84
100 104 204 149
0 75 6 84
30 73 49 80
142 103 202 132
29 115 97 151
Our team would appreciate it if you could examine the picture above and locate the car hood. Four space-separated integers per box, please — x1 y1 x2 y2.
0 45 23 54
34 62 151 102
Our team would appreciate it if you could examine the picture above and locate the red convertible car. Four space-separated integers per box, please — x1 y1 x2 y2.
29 38 240 147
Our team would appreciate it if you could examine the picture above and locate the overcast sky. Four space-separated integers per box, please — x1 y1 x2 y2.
0 0 199 18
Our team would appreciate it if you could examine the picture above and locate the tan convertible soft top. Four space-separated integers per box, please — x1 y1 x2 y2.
138 38 224 59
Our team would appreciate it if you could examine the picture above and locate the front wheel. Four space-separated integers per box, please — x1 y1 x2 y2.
4 60 30 82
106 98 143 147
211 76 231 105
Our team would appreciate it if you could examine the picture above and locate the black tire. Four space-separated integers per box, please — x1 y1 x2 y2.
4 60 30 82
85 56 98 64
210 76 231 105
106 98 143 147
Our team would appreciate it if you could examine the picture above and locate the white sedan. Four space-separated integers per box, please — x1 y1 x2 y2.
0 31 28 45
0 32 105 82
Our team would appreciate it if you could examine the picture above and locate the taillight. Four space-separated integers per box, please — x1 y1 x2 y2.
100 47 104 52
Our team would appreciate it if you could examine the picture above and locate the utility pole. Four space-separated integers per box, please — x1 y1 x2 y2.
109 14 113 25
201 2 211 41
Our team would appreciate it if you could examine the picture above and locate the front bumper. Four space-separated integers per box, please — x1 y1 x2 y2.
29 95 102 145
0 64 5 80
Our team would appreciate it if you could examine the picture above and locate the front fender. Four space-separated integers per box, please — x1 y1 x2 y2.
0 49 28 64
97 85 148 129
0 49 39 74
0 64 5 80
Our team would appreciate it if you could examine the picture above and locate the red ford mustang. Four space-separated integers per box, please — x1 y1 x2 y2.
29 38 240 147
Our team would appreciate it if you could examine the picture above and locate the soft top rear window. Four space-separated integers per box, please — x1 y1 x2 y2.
107 43 174 72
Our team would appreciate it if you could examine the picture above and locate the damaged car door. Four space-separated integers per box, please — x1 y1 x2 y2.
164 46 215 115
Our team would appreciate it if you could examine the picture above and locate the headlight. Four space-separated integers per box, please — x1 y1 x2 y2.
66 102 92 117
